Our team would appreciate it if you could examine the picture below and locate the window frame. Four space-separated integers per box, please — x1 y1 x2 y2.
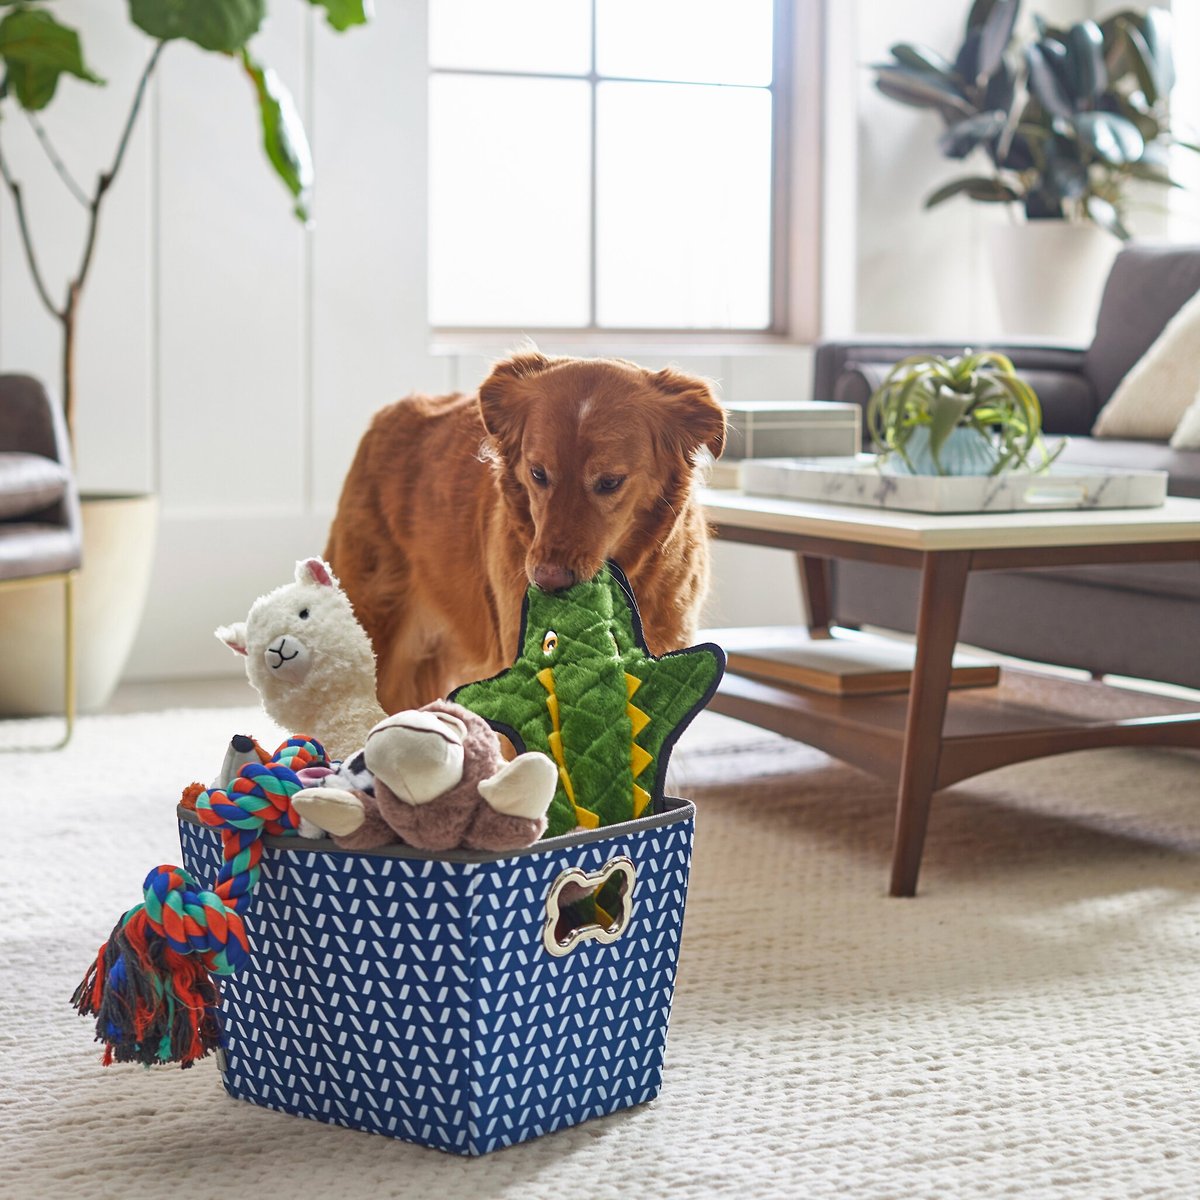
426 0 824 350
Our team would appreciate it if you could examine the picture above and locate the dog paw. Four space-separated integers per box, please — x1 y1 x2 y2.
292 786 367 836
477 752 558 819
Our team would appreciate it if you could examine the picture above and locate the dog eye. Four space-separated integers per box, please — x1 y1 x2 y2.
595 475 625 494
298 608 310 619
531 465 549 486
542 630 558 655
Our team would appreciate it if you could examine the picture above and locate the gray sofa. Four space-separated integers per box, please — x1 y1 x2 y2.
812 242 1200 691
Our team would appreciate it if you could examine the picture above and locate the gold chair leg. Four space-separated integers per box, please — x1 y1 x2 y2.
61 570 77 747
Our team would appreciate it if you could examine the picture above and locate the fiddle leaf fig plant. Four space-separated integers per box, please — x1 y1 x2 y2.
0 0 370 444
867 351 1059 476
871 0 1194 240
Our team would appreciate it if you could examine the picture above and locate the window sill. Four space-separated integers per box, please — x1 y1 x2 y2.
429 329 818 358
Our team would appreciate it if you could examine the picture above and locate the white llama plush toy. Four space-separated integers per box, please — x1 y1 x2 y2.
216 557 386 763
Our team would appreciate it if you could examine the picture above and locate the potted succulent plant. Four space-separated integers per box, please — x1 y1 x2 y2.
0 0 369 714
867 351 1056 476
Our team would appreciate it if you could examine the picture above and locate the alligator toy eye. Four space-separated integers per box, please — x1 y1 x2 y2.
299 608 310 619
542 630 558 655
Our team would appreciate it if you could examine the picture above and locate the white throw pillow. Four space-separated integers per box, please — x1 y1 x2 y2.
1169 391 1200 450
1092 285 1200 440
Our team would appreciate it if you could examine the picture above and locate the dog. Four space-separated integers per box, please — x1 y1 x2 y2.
325 350 727 713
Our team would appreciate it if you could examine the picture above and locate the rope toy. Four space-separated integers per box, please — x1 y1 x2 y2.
71 736 327 1069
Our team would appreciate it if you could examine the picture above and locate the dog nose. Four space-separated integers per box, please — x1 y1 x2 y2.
532 563 576 592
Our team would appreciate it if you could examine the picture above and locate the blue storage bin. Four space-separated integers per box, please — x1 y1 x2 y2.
177 796 694 1155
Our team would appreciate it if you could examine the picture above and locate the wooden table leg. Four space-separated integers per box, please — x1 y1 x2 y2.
797 555 832 638
889 550 971 897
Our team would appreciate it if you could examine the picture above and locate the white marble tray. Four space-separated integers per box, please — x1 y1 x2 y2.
740 455 1169 514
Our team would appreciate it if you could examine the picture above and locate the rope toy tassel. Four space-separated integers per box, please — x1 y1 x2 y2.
72 736 327 1068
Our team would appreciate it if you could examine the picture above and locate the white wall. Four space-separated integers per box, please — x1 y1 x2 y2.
3 0 1119 685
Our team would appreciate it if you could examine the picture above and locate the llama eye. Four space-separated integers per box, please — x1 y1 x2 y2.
595 475 625 494
299 608 310 619
542 630 558 655
531 465 548 486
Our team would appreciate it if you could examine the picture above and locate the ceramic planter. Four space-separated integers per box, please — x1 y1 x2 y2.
883 425 1000 476
0 492 158 715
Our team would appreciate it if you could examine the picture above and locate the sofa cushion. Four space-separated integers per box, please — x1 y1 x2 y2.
1170 394 1200 449
1054 435 1200 499
1084 244 1200 407
1091 284 1200 440
0 522 81 581
0 452 69 520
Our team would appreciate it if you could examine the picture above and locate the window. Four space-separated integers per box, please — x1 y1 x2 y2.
428 0 818 338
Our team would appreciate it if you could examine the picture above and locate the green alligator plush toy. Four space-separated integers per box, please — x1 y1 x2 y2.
450 562 725 838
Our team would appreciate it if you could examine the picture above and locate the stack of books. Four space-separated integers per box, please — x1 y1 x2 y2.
711 626 1000 697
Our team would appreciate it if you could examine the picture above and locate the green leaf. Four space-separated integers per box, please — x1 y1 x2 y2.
6 61 59 108
924 175 1020 207
938 110 1007 159
1074 111 1144 165
889 42 959 83
872 65 974 117
1117 19 1159 106
1046 152 1094 201
976 0 1018 82
241 49 313 221
305 0 371 32
1064 20 1106 100
129 0 265 53
0 8 103 110
1084 195 1130 240
927 393 972 466
1025 43 1073 119
1141 7 1174 97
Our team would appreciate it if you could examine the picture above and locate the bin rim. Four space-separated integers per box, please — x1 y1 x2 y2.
177 795 694 865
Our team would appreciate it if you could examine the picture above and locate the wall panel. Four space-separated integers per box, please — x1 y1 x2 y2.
311 3 452 514
156 13 308 516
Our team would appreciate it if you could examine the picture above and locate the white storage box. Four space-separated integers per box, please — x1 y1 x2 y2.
722 402 861 461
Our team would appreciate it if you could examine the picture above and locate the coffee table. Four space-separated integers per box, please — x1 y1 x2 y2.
702 490 1200 897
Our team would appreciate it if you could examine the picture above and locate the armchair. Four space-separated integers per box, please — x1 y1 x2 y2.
0 374 82 744
811 243 1200 690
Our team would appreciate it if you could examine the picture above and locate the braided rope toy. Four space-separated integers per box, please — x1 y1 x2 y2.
71 736 327 1068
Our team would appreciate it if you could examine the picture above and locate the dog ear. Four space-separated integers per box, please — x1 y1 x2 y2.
650 368 727 462
479 350 554 447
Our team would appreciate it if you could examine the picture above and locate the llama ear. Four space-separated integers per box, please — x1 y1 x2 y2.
297 557 334 588
478 349 554 447
649 367 727 461
216 623 249 656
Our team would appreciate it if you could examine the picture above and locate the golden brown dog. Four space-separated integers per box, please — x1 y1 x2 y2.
325 350 726 713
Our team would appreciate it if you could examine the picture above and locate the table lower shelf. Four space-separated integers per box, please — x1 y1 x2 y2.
711 667 1200 789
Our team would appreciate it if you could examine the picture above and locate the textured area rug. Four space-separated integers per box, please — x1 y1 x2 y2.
2 707 1198 1199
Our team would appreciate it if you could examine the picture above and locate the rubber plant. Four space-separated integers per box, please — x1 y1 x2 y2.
867 351 1059 476
870 0 1194 239
0 0 371 445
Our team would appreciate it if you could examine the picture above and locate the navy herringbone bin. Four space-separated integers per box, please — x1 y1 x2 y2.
177 798 694 1155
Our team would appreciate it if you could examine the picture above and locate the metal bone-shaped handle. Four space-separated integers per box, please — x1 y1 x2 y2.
543 856 637 957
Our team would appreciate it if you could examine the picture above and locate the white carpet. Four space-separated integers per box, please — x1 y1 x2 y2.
2 706 1199 1199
